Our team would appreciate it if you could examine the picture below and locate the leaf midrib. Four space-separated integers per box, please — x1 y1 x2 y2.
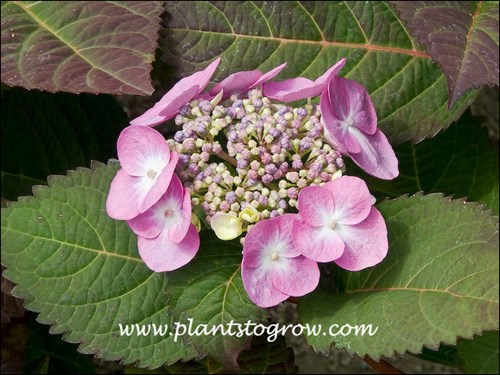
3 226 142 263
13 1 147 93
170 28 431 59
346 286 497 304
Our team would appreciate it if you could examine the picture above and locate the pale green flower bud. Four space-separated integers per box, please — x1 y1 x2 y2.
239 204 259 223
211 213 243 240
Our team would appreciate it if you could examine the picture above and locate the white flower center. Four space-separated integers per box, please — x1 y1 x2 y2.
329 219 337 230
164 209 174 218
270 251 279 261
147 169 157 179
346 117 354 127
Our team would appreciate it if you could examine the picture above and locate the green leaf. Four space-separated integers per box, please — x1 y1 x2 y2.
1 1 163 95
1 161 196 368
391 1 499 108
298 194 499 359
415 345 460 369
166 231 266 369
1 88 128 201
458 331 499 374
163 1 477 144
354 111 499 214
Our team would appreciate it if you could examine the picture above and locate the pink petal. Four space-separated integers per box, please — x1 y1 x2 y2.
274 213 301 258
129 85 199 127
243 219 280 268
348 129 399 180
130 58 221 127
138 224 200 272
117 126 170 176
271 256 320 297
251 62 287 88
241 262 289 308
263 59 345 102
169 186 192 244
209 70 262 98
323 176 375 225
328 76 377 136
297 186 334 227
263 77 318 102
313 58 346 87
127 202 164 239
139 152 179 213
334 207 388 271
106 169 147 220
320 89 362 154
292 219 344 263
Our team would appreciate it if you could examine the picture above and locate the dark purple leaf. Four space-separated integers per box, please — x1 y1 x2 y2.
391 1 499 108
1 1 163 95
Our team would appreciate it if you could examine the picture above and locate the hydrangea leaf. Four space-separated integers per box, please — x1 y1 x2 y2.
353 111 499 214
298 194 499 359
163 1 477 144
1 88 127 201
165 231 266 369
1 161 197 368
391 1 499 108
457 331 499 374
1 1 162 95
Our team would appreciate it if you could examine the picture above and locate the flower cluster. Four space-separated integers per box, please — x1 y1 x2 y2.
168 88 345 233
106 57 399 308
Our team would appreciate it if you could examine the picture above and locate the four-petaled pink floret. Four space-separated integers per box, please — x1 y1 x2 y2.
242 214 320 308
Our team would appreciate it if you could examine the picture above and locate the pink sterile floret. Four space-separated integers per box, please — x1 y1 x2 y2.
106 125 179 221
208 63 287 99
242 214 320 308
293 176 388 271
128 174 200 272
130 58 221 127
262 58 346 102
321 76 398 180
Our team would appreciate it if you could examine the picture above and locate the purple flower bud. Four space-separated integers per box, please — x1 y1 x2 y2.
270 144 281 154
252 98 263 108
196 123 207 134
233 99 243 108
250 160 260 170
213 143 222 153
213 174 222 183
188 163 199 174
297 108 307 117
280 135 290 148
174 131 185 142
300 137 312 151
273 170 283 179
287 187 298 199
241 149 251 160
269 127 280 137
225 191 237 203
307 170 319 179
219 200 230 211
262 174 273 184
279 162 289 172
265 164 277 174
287 171 299 183
291 119 301 129
228 130 238 142
199 100 212 113
320 172 332 182
179 105 191 116
278 106 289 115
247 178 258 186
336 157 345 168
278 199 287 209
292 159 303 169
261 152 272 164
226 107 236 118
237 159 249 169
244 192 253 201
258 195 268 205
270 210 280 218
297 178 307 188
247 170 259 180
201 143 213 152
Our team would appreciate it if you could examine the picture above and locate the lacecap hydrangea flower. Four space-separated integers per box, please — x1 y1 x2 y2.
106 57 398 308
